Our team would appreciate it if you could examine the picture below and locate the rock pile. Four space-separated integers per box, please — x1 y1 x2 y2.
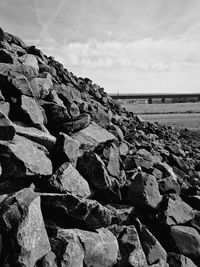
0 27 200 266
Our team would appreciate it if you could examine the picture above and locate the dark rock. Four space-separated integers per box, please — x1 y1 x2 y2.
30 76 53 99
0 188 50 266
0 27 5 41
0 135 52 178
0 112 15 140
51 228 118 267
14 124 56 150
108 124 124 141
41 102 70 133
77 151 112 190
106 204 135 225
170 226 200 259
48 162 91 198
21 95 47 131
185 195 200 211
61 113 91 135
158 194 195 226
158 176 180 195
109 224 147 267
0 49 14 63
41 193 112 229
72 122 117 151
123 172 162 209
53 132 80 168
167 252 197 267
140 225 167 265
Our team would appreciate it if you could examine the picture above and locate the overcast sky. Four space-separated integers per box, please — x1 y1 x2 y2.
1 0 200 93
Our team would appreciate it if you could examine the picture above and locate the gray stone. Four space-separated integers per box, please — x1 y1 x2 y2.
170 226 200 259
124 172 162 209
72 122 117 151
48 162 91 198
0 188 51 267
167 252 197 267
0 135 52 178
19 54 39 74
30 77 53 99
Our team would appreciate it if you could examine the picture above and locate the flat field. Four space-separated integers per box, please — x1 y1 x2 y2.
122 102 200 114
122 102 200 130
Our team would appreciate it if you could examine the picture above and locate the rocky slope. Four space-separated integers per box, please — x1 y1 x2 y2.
0 27 200 267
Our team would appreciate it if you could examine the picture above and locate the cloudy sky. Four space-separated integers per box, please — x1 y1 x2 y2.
1 0 200 94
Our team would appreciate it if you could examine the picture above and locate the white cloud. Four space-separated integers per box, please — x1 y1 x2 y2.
37 37 200 73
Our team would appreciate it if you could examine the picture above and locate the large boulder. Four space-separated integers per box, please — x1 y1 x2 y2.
123 172 162 209
61 113 91 135
77 152 113 190
140 226 167 265
53 132 80 168
21 95 47 131
0 135 52 178
30 76 53 99
48 162 91 198
167 252 197 267
109 224 148 267
51 228 118 267
158 194 195 226
0 188 50 266
170 226 200 259
71 122 117 151
14 124 56 150
19 54 39 75
41 193 112 229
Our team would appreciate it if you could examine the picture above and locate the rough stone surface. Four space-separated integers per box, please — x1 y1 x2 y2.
124 172 162 208
0 111 15 140
167 252 197 267
72 122 117 151
170 226 200 259
0 135 52 178
0 188 50 267
48 162 91 198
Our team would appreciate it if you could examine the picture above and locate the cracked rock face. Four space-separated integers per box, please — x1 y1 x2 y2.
0 27 200 267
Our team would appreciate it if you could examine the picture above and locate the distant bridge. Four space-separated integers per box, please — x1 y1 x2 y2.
110 93 200 100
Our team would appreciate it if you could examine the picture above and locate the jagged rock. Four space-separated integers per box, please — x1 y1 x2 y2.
167 252 197 267
30 76 53 99
119 141 129 156
77 151 112 190
19 54 39 74
0 111 15 140
158 176 180 194
51 228 118 267
48 162 91 198
55 83 82 104
66 101 80 118
41 251 57 267
170 226 200 259
140 226 167 265
0 188 50 266
0 48 14 63
41 102 70 132
61 113 91 135
0 27 5 41
0 101 10 116
190 211 200 232
108 124 124 141
165 143 186 157
109 224 148 267
158 194 195 225
10 73 35 97
106 204 135 225
41 193 112 229
170 155 190 173
53 132 80 168
103 142 120 178
0 135 52 178
123 172 162 209
72 122 117 151
14 124 56 150
21 95 47 131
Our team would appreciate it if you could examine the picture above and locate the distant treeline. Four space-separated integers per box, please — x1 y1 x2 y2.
125 97 200 104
